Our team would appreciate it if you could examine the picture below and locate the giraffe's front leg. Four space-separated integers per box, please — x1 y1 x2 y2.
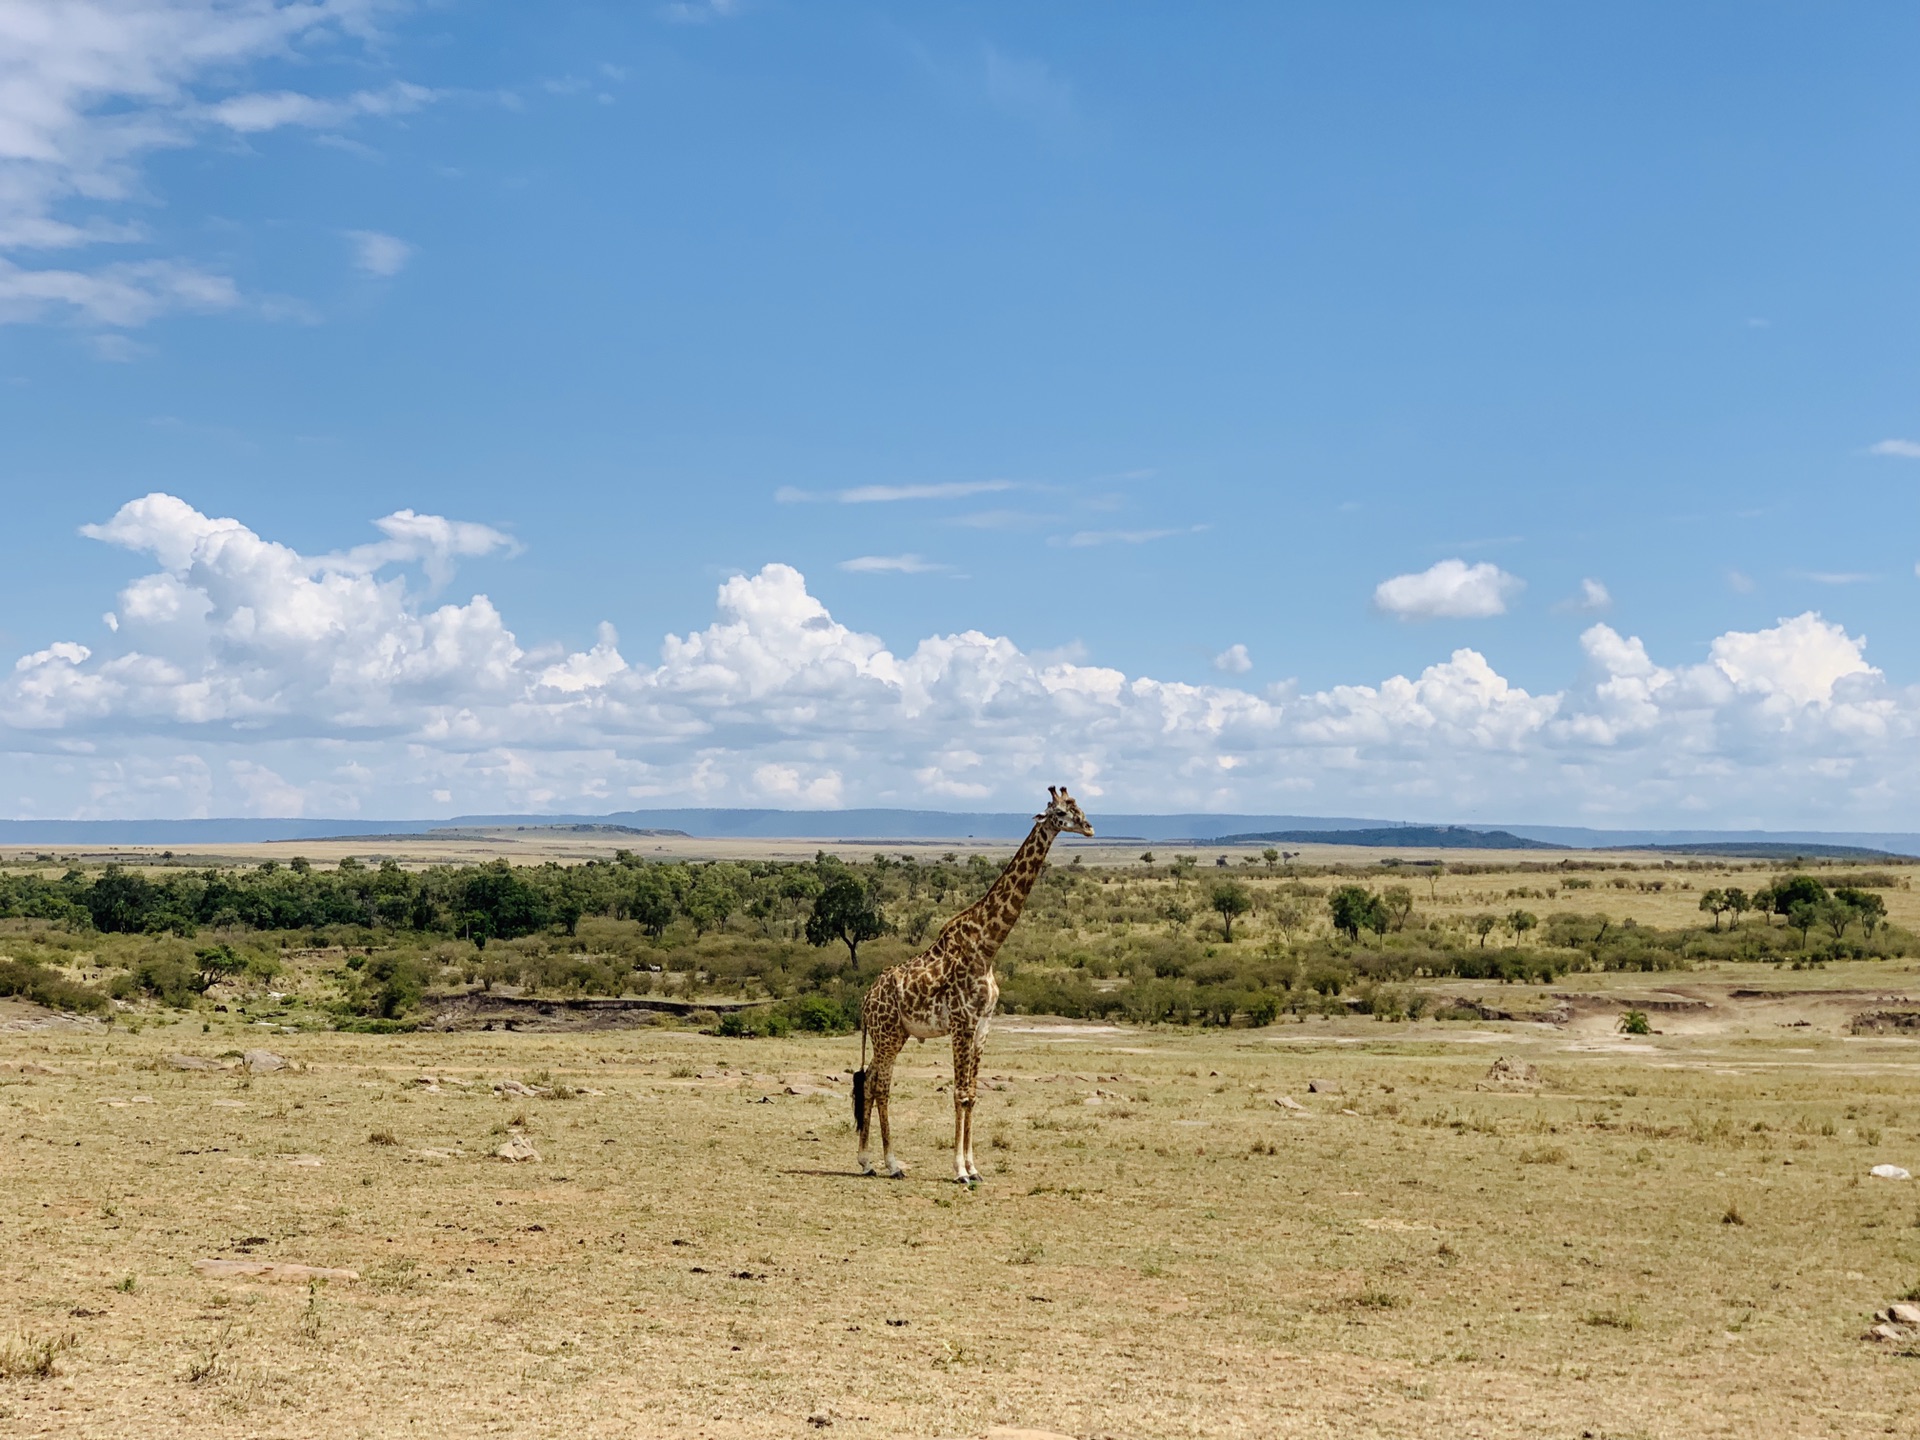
958 1019 987 1182
950 1030 978 1184
948 1036 975 1182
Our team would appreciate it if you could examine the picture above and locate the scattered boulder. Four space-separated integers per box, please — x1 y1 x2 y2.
1479 1057 1542 1090
19 1062 64 1076
1891 1303 1920 1325
242 1049 287 1074
493 1079 547 1097
1870 1164 1912 1181
1272 1095 1308 1113
1307 1078 1342 1095
283 1154 324 1167
1869 1322 1907 1343
167 1054 221 1071
495 1134 541 1163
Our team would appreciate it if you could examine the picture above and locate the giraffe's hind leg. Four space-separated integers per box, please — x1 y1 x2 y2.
861 1030 906 1177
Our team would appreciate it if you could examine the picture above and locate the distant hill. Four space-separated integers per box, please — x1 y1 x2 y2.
1616 841 1905 861
1211 825 1565 851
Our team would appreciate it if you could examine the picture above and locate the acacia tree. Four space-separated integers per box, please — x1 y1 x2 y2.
1836 886 1888 937
1269 896 1307 941
1724 887 1750 928
1328 886 1386 941
1381 885 1415 932
1697 888 1728 931
805 873 887 965
1208 879 1252 941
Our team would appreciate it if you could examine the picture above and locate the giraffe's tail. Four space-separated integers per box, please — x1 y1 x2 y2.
852 1021 868 1130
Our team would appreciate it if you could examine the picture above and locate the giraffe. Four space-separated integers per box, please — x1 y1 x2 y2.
853 785 1094 1183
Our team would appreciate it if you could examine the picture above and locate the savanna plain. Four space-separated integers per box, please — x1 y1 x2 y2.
4 840 1920 1438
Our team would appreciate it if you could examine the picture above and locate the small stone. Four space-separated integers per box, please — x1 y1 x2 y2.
167 1054 220 1071
806 1412 834 1428
284 1154 323 1167
495 1134 541 1163
19 1062 62 1075
242 1049 286 1074
1869 1322 1906 1342
1307 1079 1342 1095
1891 1303 1920 1325
1340 1108 1360 1117
1870 1164 1912 1181
494 1079 545 1097
1272 1095 1307 1112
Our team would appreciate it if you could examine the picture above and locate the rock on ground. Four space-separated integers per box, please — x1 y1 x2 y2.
167 1054 221 1071
1480 1057 1543 1090
1870 1164 1912 1181
243 1049 287 1073
495 1134 541 1162
1307 1078 1342 1094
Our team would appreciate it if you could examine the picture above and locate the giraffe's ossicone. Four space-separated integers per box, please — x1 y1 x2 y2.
853 786 1094 1183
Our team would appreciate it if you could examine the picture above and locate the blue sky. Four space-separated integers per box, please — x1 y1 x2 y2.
3 1 1920 825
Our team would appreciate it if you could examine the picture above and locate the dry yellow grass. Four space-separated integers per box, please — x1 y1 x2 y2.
6 965 1920 1438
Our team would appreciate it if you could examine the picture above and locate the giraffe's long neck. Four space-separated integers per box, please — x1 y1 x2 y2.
966 818 1059 962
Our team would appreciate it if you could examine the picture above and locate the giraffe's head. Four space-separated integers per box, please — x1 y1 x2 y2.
1039 784 1095 838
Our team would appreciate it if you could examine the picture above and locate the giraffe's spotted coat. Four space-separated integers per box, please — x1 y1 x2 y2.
856 785 1094 1182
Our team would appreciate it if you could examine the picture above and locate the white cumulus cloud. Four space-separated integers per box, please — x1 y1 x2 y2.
4 494 1920 827
1374 558 1523 621
1212 644 1251 674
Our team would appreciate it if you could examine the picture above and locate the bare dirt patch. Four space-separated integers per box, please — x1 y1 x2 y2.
4 977 1920 1437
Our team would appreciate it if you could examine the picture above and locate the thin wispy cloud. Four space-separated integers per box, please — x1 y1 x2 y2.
1728 569 1757 594
947 509 1049 530
0 7 433 330
659 0 742 22
777 480 1016 504
208 83 438 135
345 231 413 278
1868 439 1920 459
1056 524 1207 548
837 554 953 574
984 46 1075 130
1792 570 1877 585
1553 578 1612 614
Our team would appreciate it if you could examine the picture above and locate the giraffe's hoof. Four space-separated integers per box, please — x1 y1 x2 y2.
886 1163 908 1179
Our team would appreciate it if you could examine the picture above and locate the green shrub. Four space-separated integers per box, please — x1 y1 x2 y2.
0 957 108 1013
